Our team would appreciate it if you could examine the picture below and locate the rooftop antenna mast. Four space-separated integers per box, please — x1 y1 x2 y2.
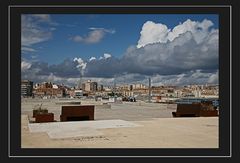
114 78 116 93
113 77 117 102
78 72 82 90
148 77 151 103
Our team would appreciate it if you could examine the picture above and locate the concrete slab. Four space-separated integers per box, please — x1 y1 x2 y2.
22 115 218 148
28 120 141 139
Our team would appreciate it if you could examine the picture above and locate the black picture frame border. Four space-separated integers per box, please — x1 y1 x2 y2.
7 4 232 158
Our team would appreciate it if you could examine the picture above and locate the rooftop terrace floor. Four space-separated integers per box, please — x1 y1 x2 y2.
21 98 218 148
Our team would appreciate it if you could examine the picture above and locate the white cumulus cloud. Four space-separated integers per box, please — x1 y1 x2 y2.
137 21 170 48
137 19 215 48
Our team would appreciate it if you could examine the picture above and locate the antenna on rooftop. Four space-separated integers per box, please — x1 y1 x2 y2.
114 79 116 91
113 77 117 102
78 72 82 89
148 77 151 103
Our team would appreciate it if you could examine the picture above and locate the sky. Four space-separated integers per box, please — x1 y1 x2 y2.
21 14 219 87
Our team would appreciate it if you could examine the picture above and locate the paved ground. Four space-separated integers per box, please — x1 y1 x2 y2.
21 98 219 148
28 119 142 138
21 98 177 121
22 116 218 148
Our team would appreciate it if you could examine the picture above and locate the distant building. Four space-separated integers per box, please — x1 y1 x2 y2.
133 83 146 89
82 80 98 92
129 85 133 91
34 87 64 97
74 90 83 98
193 88 201 98
21 80 33 97
33 82 66 98
98 85 104 91
40 82 53 88
119 85 128 90
52 84 58 89
85 81 91 91
123 91 134 97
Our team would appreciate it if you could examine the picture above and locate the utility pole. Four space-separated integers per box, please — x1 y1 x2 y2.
113 79 116 102
148 77 151 103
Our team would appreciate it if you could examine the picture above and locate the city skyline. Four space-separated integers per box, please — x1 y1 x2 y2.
29 79 219 88
21 14 219 87
22 79 219 100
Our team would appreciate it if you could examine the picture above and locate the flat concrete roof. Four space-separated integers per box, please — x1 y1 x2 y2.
21 98 177 121
22 115 218 148
21 98 218 148
28 119 142 139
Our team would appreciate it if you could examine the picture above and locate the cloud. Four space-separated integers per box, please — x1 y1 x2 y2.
89 27 115 34
137 19 215 48
30 55 38 59
22 18 219 87
31 14 51 22
21 14 57 54
71 35 83 42
149 70 219 86
99 53 112 60
85 56 122 78
30 59 80 78
103 53 111 59
70 28 115 44
89 57 96 61
84 30 218 78
21 14 54 47
168 19 214 44
21 60 32 71
207 70 219 83
80 19 218 84
21 46 37 53
85 30 106 43
22 65 218 87
73 57 87 76
137 21 170 48
73 57 87 69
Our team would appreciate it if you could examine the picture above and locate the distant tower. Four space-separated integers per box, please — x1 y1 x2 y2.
78 73 82 89
148 77 151 103
113 80 116 94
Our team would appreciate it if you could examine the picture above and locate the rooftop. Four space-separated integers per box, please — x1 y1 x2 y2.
21 98 218 148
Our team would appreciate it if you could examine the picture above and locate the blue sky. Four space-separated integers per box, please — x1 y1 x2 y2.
21 14 219 86
22 14 218 64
